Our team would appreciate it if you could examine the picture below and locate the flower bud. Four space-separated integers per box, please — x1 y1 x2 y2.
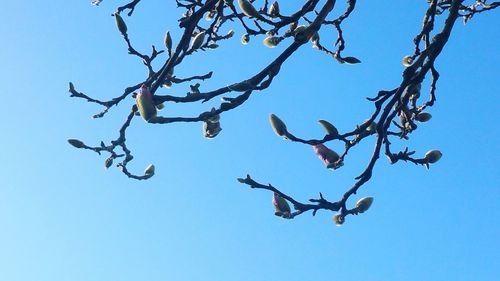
114 13 127 36
332 214 344 226
424 149 442 164
263 36 280 48
241 33 250 45
68 139 85 148
415 112 432 122
402 55 413 67
238 0 259 18
355 197 373 213
268 1 280 17
164 31 172 52
227 29 235 38
207 43 219 49
273 192 291 218
190 31 205 51
156 103 165 110
292 25 307 36
203 121 222 139
136 84 157 122
269 113 287 137
366 120 377 133
144 164 155 176
342 56 362 64
104 157 113 169
313 144 342 169
318 120 339 136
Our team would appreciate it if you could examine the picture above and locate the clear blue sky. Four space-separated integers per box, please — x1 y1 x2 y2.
1 1 499 280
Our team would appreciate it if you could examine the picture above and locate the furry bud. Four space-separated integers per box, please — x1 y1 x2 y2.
318 120 339 136
144 164 155 177
104 157 113 169
136 84 157 122
355 197 374 213
332 214 344 226
415 112 432 122
313 144 342 169
241 33 250 45
156 103 165 110
263 36 281 48
68 139 85 148
191 31 205 50
342 56 362 64
424 150 442 164
402 55 413 67
114 13 127 36
272 192 291 218
238 0 259 18
366 121 377 133
268 1 280 17
164 31 172 52
203 121 222 139
269 113 287 137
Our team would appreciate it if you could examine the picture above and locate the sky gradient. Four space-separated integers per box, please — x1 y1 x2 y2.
0 1 499 280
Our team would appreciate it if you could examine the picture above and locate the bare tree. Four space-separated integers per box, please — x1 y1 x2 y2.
68 0 499 225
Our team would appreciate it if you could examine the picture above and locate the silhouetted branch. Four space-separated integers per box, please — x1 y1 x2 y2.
71 0 498 223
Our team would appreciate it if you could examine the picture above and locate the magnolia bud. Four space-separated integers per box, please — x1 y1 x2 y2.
332 214 344 226
424 150 442 164
156 103 165 110
191 31 205 50
415 112 432 122
355 197 373 213
269 113 287 137
114 13 127 36
136 84 157 122
68 139 85 148
318 120 339 136
313 144 342 169
104 157 113 169
292 25 319 44
343 56 362 64
203 121 222 139
238 0 259 18
207 43 219 49
292 25 307 36
144 164 155 176
402 55 413 67
241 33 250 45
366 121 377 133
164 31 172 52
263 36 280 48
268 1 280 17
227 29 235 38
272 192 291 218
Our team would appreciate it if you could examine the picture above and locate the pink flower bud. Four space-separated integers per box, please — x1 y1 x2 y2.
272 192 291 218
313 144 342 169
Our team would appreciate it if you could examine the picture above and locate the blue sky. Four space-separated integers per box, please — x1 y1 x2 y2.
0 1 499 280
